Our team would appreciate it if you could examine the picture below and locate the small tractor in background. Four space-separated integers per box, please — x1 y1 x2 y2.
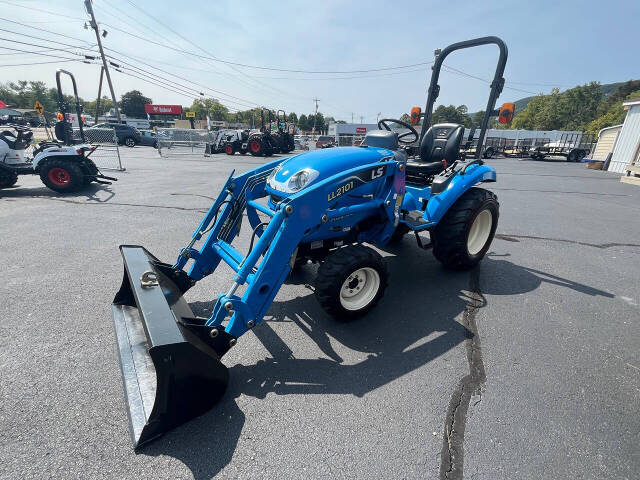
270 110 295 154
223 129 250 155
0 69 116 192
246 109 279 157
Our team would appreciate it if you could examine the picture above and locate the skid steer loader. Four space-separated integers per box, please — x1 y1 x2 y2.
111 36 513 448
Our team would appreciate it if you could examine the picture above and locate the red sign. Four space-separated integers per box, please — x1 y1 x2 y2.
144 104 182 115
356 127 367 133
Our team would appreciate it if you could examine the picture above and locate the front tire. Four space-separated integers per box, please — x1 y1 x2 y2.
225 144 235 155
432 187 499 270
39 159 85 193
567 149 582 162
483 147 494 159
315 245 388 320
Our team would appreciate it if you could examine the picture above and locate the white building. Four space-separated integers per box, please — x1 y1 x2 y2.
608 98 640 184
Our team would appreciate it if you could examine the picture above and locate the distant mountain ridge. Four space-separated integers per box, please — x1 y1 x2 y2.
470 81 633 117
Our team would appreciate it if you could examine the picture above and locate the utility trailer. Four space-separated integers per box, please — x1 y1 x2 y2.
529 132 595 162
459 134 504 159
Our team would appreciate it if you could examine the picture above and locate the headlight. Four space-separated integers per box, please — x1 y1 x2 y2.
267 167 319 193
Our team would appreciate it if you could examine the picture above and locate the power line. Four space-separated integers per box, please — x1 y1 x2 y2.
0 0 87 21
0 36 89 54
119 1 308 108
114 68 207 102
120 0 429 75
115 68 239 113
0 16 90 45
96 22 288 108
0 58 81 67
104 48 260 108
441 64 539 95
0 45 79 56
0 45 83 61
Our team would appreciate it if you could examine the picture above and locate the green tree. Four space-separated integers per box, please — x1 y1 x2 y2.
120 90 152 118
510 82 602 130
287 112 298 124
189 98 229 121
84 95 113 118
585 88 640 134
298 114 309 131
472 110 485 126
432 104 471 127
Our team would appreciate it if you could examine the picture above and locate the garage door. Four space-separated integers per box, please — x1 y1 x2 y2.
592 125 621 160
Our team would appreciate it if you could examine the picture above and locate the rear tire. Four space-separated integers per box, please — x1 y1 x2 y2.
432 187 499 270
315 244 388 320
249 137 263 156
225 144 235 155
124 137 136 148
39 159 85 193
0 170 18 188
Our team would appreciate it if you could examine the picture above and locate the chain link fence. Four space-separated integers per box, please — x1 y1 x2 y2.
156 128 216 157
73 127 124 171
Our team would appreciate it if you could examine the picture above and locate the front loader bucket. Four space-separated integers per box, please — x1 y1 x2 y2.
111 245 229 449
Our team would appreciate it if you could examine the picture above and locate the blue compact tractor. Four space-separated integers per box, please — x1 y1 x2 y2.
111 36 514 448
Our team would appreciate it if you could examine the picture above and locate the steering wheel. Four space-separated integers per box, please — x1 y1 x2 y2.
378 118 419 145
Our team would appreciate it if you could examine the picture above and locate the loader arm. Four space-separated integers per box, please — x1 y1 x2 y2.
176 158 405 347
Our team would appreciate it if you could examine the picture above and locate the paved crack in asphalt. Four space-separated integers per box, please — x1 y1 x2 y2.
496 233 640 249
0 195 208 212
440 267 486 480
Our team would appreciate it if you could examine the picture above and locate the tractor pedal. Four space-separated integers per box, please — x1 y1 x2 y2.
402 210 429 227
413 231 432 250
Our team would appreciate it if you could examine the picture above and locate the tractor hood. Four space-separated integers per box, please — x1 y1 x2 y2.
266 146 392 194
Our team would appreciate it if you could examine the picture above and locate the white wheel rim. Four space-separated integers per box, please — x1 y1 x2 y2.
467 209 493 255
339 267 380 311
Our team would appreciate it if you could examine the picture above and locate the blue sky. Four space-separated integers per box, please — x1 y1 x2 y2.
1 0 638 121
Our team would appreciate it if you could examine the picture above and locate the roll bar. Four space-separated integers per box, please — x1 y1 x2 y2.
420 36 508 160
56 69 86 144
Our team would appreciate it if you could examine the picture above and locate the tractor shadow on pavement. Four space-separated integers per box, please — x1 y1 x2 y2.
0 182 116 203
141 245 613 479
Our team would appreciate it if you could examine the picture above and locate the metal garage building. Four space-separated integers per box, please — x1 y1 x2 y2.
608 98 640 182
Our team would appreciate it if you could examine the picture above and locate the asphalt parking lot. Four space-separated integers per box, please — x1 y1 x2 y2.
1 148 639 480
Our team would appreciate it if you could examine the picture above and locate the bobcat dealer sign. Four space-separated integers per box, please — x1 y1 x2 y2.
144 104 182 115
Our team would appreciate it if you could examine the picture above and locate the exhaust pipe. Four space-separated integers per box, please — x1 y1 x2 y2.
111 246 229 449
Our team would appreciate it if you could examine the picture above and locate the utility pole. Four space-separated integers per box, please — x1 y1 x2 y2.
94 65 104 120
376 112 381 123
84 0 120 123
312 97 320 134
359 115 364 124
351 112 354 123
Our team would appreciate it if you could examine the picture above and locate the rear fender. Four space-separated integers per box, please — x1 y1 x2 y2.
32 145 84 170
425 163 496 225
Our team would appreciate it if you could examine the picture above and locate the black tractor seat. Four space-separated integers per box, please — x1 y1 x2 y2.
1 128 32 150
406 123 464 186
